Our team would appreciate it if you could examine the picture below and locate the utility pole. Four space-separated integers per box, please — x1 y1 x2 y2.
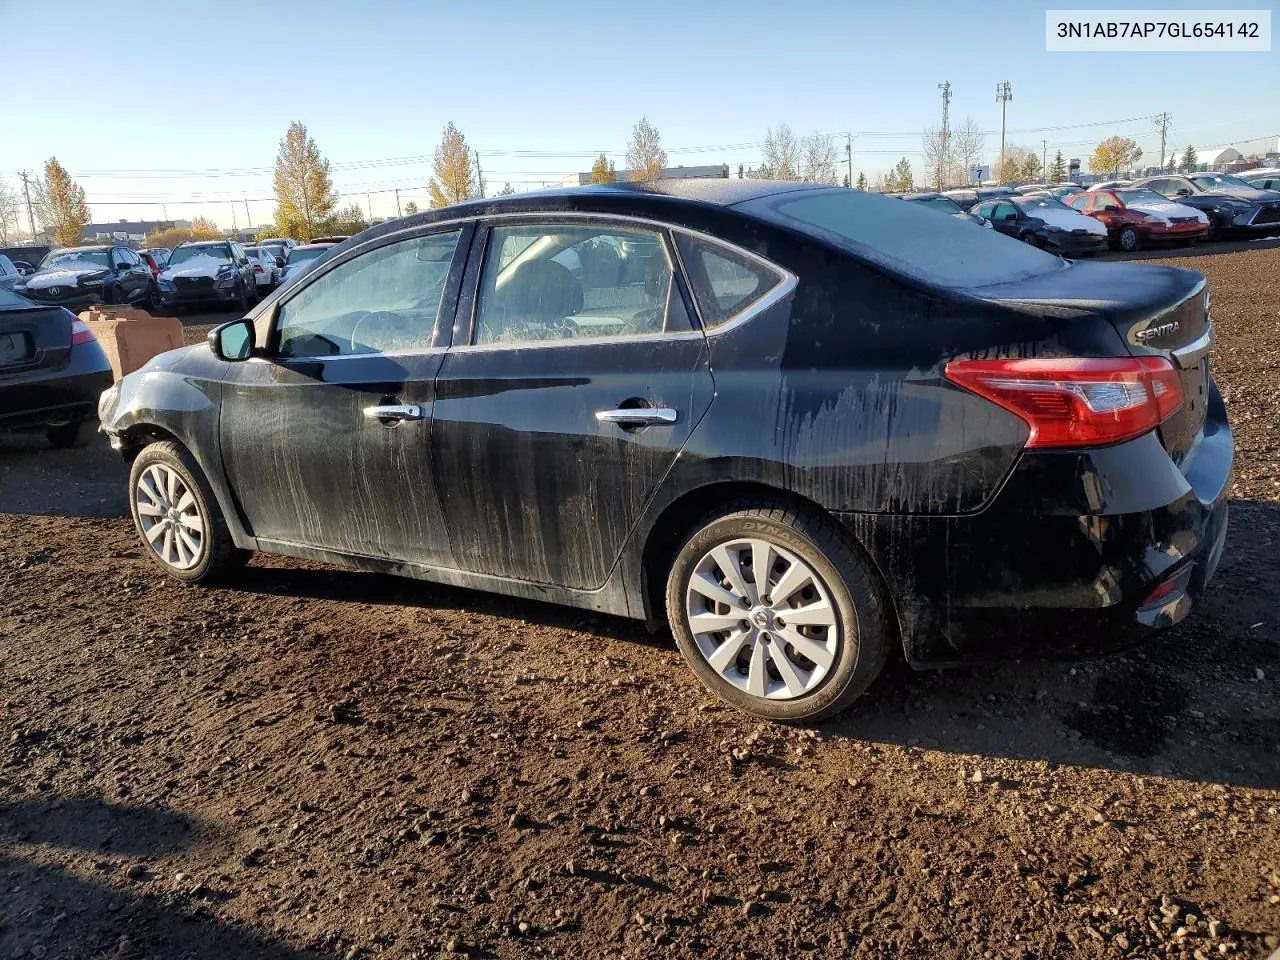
161 203 168 222
845 134 853 189
366 191 372 220
231 202 238 235
937 82 951 190
1156 112 1172 173
395 188 402 217
244 198 251 230
996 81 1013 181
1042 140 1048 178
18 170 37 241
473 149 486 199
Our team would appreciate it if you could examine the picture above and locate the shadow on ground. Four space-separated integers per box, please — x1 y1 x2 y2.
0 795 335 959
221 501 1279 791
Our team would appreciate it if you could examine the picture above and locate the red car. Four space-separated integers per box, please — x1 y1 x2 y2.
1067 188 1210 251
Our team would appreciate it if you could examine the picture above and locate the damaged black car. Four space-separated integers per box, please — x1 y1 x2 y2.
99 180 1232 721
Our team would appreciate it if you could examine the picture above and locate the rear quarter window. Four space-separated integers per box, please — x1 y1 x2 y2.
675 235 786 328
758 189 1063 289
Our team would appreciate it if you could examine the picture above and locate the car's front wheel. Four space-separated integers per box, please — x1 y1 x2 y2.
1118 225 1141 252
128 440 248 583
665 501 890 722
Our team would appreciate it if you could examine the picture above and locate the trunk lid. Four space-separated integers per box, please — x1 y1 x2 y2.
967 260 1211 465
0 303 73 378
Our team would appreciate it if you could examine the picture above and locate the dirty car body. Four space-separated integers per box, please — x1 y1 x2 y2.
100 180 1232 712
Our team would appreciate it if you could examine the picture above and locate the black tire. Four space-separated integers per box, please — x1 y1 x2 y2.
1118 225 1141 252
236 282 250 312
664 500 891 723
46 419 97 449
128 440 249 583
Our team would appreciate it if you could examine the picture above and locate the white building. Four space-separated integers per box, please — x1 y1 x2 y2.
1161 147 1244 171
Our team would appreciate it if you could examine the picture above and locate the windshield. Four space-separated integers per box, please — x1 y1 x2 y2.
1116 189 1172 205
909 196 964 214
766 189 1061 289
287 247 330 265
40 249 110 269
1013 196 1071 212
169 244 232 265
1192 174 1253 190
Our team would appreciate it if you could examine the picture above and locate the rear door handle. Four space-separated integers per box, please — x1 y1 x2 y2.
362 404 424 422
596 407 678 427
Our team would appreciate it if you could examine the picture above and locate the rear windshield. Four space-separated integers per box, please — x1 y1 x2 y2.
0 287 36 308
907 196 964 214
170 244 232 265
765 189 1061 288
287 247 329 265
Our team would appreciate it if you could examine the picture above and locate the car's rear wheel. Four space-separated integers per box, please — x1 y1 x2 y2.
46 419 96 449
128 440 248 583
665 501 890 722
1118 225 1141 252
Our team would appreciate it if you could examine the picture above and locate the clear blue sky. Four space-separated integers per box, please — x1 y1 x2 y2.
1 0 1275 229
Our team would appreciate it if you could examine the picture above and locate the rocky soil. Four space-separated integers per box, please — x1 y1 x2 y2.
1 246 1277 959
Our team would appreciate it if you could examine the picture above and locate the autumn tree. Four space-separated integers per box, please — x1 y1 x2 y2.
922 126 950 190
1179 145 1198 173
855 171 867 191
1089 136 1143 177
321 203 367 236
997 144 1039 184
1048 151 1067 182
749 124 799 180
272 121 338 240
590 153 616 184
626 116 667 181
1021 152 1043 182
145 217 222 249
495 183 516 196
36 157 90 247
427 122 479 208
800 132 839 184
403 201 419 215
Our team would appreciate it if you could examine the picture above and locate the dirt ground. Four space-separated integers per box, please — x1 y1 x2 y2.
1 245 1278 960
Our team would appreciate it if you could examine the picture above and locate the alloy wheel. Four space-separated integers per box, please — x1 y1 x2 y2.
684 537 840 701
134 463 205 570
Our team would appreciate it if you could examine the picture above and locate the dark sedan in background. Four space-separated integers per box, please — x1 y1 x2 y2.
15 245 156 311
1131 173 1280 237
100 180 1231 722
972 194 1109 255
1 288 113 447
895 192 992 228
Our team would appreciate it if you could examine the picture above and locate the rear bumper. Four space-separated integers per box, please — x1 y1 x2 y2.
0 339 114 430
848 385 1234 665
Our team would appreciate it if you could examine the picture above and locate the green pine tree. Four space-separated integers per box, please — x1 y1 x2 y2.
855 172 867 191
1179 145 1198 173
1048 151 1067 182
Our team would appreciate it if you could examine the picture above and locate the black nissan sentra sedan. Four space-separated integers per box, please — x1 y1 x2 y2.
98 180 1232 722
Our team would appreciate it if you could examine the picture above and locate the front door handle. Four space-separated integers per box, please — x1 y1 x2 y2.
363 403 424 423
596 407 678 427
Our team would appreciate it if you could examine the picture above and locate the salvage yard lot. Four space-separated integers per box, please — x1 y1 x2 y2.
1 244 1278 959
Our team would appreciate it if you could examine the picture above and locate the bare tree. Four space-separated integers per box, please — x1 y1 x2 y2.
759 124 799 180
799 132 840 184
950 117 985 186
922 126 950 190
0 177 20 244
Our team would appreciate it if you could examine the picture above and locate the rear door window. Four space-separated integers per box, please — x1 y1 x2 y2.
674 235 785 329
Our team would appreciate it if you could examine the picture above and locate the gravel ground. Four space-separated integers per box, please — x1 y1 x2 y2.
1 247 1277 960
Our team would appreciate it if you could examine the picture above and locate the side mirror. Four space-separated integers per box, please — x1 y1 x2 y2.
1175 189 1191 197
209 318 256 362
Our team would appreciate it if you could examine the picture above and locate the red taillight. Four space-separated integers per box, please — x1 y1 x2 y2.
1140 563 1194 612
944 356 1183 449
70 319 96 347
254 264 263 273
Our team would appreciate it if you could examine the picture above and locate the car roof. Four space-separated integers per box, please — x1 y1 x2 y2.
176 240 230 246
292 243 337 250
57 245 112 251
898 192 949 201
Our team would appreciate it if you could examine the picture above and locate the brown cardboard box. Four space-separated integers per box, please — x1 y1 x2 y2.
80 308 185 381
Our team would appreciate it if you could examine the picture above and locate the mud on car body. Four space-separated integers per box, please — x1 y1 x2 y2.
100 180 1232 722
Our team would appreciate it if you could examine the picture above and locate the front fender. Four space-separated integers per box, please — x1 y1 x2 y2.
102 346 255 549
